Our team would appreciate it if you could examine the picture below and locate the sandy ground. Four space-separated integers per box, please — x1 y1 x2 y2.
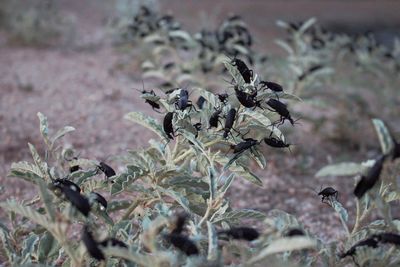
1 0 400 244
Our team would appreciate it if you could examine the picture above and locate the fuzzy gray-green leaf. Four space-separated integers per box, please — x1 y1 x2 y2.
37 112 49 142
8 161 44 183
212 209 266 224
37 231 57 263
37 178 55 221
111 166 145 195
372 118 395 155
21 234 39 263
125 111 168 140
223 61 246 86
316 162 368 177
249 237 317 264
51 126 75 146
331 200 348 222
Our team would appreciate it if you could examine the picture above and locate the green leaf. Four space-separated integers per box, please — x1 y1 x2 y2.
207 221 218 261
157 187 191 212
168 30 194 45
0 200 52 230
142 70 168 82
28 143 48 180
218 156 263 186
37 112 49 143
37 231 57 263
212 209 266 224
372 118 395 155
71 169 98 185
8 161 43 183
21 234 39 263
266 209 302 231
241 110 283 140
124 112 168 140
0 222 14 262
107 200 132 213
37 179 55 221
162 176 209 192
298 17 317 35
142 33 165 45
262 91 302 102
223 61 246 86
179 130 205 153
111 166 145 195
232 44 249 56
218 173 235 196
315 162 368 177
274 40 294 55
194 87 219 107
331 200 348 222
51 126 75 146
250 146 267 169
249 237 317 264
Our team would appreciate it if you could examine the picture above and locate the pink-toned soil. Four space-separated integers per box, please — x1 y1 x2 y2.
1 0 400 244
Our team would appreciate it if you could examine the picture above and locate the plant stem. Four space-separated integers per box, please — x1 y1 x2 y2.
172 138 222 164
121 199 141 221
198 200 212 227
351 199 361 235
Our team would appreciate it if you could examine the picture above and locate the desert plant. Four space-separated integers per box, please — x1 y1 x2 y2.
1 61 315 266
0 0 75 47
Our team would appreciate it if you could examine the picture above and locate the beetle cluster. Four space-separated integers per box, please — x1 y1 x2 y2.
127 6 181 39
194 14 255 72
138 58 295 162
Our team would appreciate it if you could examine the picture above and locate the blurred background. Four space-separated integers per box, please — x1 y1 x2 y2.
1 0 400 240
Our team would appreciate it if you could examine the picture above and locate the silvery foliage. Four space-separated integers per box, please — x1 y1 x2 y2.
2 63 320 267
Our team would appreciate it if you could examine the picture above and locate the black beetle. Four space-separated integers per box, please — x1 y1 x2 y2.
165 233 199 256
196 96 206 109
234 86 261 109
264 136 291 150
285 228 305 237
171 213 188 235
82 226 105 261
218 227 260 241
99 238 128 248
217 93 229 104
373 233 400 245
193 122 202 138
340 237 379 259
231 58 253 83
175 89 195 112
260 81 283 92
318 187 338 203
60 186 90 217
52 178 81 193
266 98 295 125
354 155 385 199
163 112 175 140
98 162 116 178
138 89 162 113
209 108 222 129
90 192 107 210
231 138 259 154
223 108 237 139
69 165 80 173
